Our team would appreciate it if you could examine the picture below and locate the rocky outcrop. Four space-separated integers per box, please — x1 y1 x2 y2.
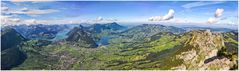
171 30 235 70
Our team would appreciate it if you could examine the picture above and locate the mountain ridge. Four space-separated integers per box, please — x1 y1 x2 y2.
1 27 27 70
1 23 238 70
66 25 98 48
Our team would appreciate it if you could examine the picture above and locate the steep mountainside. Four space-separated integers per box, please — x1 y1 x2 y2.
84 22 126 41
160 30 237 70
1 27 26 50
1 27 27 70
220 31 238 69
66 26 98 48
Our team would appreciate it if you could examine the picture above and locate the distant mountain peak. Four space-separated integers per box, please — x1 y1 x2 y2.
87 22 125 33
107 22 118 25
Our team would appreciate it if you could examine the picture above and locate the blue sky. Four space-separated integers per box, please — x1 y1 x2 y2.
1 1 238 28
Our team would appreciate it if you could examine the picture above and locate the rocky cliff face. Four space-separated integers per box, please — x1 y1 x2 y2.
170 30 235 70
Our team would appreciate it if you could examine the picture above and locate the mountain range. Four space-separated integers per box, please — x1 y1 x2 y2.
1 22 238 70
12 24 74 40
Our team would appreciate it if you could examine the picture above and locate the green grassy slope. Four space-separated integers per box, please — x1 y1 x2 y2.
11 30 238 70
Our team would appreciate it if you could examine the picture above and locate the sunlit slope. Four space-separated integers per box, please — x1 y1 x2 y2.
12 29 238 70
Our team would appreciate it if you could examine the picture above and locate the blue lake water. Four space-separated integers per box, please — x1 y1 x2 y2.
52 30 111 46
51 25 78 41
51 30 70 41
96 37 110 46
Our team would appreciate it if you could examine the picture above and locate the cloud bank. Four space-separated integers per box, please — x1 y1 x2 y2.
207 17 218 24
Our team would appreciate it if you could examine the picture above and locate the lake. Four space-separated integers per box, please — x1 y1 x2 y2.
96 37 110 46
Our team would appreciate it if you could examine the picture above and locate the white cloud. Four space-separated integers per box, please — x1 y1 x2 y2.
215 8 224 18
1 6 9 14
207 17 218 24
12 0 53 3
66 20 82 24
20 7 28 11
148 16 162 21
91 16 118 23
148 9 175 21
207 8 224 24
24 19 37 25
162 9 174 20
1 15 51 26
11 0 28 2
182 2 224 9
11 9 59 15
1 7 9 11
24 19 45 25
11 18 21 22
1 1 62 26
1 15 22 26
96 16 103 21
1 15 84 26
